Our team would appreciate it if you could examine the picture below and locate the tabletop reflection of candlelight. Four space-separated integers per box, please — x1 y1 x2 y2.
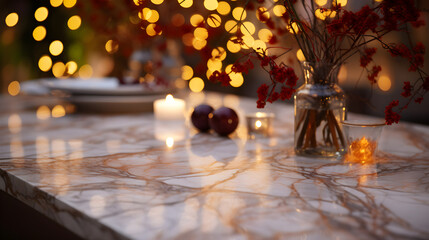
246 112 275 136
154 94 185 120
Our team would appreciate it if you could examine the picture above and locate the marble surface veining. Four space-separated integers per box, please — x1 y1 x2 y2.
1 93 429 240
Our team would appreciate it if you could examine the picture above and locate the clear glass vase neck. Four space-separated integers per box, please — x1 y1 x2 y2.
302 61 340 85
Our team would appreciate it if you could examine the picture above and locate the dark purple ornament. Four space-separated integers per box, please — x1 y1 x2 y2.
191 104 214 132
209 107 239 136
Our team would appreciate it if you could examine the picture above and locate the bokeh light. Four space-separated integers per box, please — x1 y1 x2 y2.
67 15 81 30
8 81 20 96
189 77 204 92
151 0 164 5
194 27 208 40
207 58 222 71
37 106 51 120
273 5 286 17
227 37 241 53
65 61 78 75
217 1 231 15
225 20 238 33
181 65 193 80
49 40 64 56
5 13 19 27
35 7 49 22
105 39 119 54
241 21 255 35
296 49 305 61
64 0 77 8
50 0 63 8
38 55 53 72
211 47 227 61
171 14 185 27
258 29 273 42
207 14 221 28
79 64 93 79
190 14 204 27
256 7 270 22
52 105 66 118
52 62 66 78
204 0 219 11
315 0 327 6
232 7 246 20
378 75 392 91
178 0 193 8
33 26 47 41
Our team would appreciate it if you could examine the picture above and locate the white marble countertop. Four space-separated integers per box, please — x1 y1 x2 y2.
1 92 429 240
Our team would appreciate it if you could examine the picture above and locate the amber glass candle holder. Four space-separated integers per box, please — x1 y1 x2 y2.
342 119 385 163
246 112 275 136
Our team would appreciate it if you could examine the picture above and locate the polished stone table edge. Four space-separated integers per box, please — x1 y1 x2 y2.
0 169 130 240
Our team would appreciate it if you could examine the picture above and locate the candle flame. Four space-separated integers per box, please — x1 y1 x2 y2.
166 94 174 102
346 136 377 164
255 120 262 129
166 137 174 148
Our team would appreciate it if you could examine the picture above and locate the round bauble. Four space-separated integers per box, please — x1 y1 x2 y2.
191 104 214 132
209 107 239 136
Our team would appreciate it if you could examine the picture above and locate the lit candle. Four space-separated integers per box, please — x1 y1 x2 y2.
154 94 186 120
347 137 377 163
246 112 275 136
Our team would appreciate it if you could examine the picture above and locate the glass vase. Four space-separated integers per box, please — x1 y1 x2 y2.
294 62 346 157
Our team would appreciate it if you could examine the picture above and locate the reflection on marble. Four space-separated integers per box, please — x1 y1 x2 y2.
1 94 429 240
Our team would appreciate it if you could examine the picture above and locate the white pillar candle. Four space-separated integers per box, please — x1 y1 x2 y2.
154 94 186 120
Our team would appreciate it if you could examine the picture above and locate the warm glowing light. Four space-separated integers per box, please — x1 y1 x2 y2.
207 14 221 28
190 14 204 27
181 65 193 80
256 7 270 22
192 38 207 50
52 62 66 78
178 0 193 8
252 40 267 53
64 0 77 8
8 114 22 133
52 105 66 118
79 64 93 79
67 15 81 30
258 29 273 42
217 1 231 15
33 26 46 41
333 0 348 6
225 20 238 33
105 39 119 54
35 7 49 22
37 106 51 120
151 0 164 5
194 27 209 40
171 14 185 27
38 55 52 72
166 94 174 102
255 120 262 129
146 23 161 36
189 77 204 92
348 137 377 161
227 37 241 53
8 81 20 96
297 49 305 61
166 137 174 148
211 47 227 61
65 61 78 75
315 0 327 6
49 40 64 56
229 72 244 87
288 22 300 33
378 75 392 91
5 13 19 27
50 0 63 7
240 21 255 35
241 35 255 49
182 33 194 46
273 5 286 16
232 7 246 20
147 10 159 23
204 0 218 11
207 58 222 71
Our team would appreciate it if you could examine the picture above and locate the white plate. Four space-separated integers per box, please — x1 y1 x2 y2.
42 77 172 96
66 95 162 113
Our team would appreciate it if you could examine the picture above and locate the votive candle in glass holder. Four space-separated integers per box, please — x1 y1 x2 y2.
342 119 385 163
246 112 275 136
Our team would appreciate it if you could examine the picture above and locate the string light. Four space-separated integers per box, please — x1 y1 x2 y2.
5 13 19 27
67 15 81 30
49 40 64 56
8 81 20 96
35 7 49 22
33 26 47 41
